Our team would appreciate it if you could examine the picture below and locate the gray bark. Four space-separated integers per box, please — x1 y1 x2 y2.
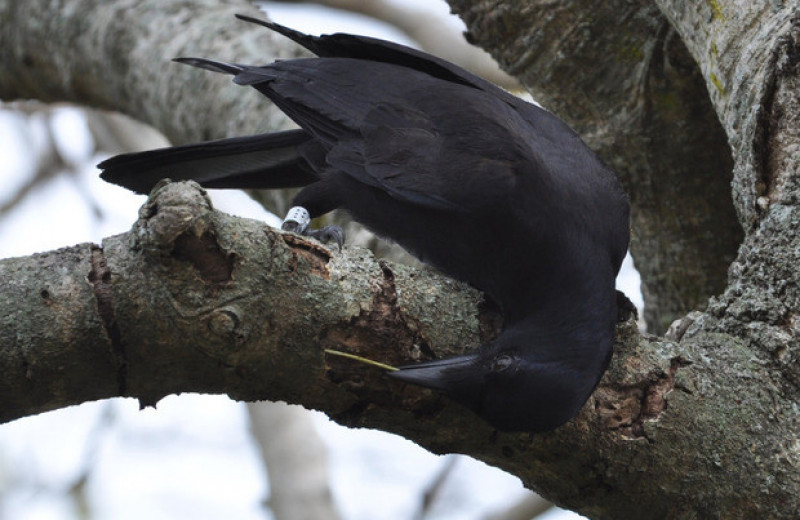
1 0 799 518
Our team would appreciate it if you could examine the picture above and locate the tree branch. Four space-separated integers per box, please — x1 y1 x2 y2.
653 0 798 230
0 0 298 144
2 180 798 518
0 180 494 422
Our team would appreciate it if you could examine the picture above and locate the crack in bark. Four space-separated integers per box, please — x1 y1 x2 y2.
323 260 433 367
754 12 800 211
88 245 127 395
280 233 332 280
321 260 444 421
375 260 437 362
755 46 781 208
594 357 689 441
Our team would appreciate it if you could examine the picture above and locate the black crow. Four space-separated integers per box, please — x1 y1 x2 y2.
98 15 630 432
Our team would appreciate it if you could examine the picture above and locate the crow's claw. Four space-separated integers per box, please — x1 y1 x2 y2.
305 225 346 251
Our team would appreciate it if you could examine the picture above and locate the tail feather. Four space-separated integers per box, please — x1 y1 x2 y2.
233 13 496 94
235 14 323 55
173 57 245 76
98 130 318 194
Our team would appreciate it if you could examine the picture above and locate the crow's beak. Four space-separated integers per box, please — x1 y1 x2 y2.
387 354 480 393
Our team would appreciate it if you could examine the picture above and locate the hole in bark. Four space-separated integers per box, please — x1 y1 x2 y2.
173 230 234 283
281 234 331 279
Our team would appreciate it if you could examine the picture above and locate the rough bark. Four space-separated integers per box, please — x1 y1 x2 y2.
1 0 799 518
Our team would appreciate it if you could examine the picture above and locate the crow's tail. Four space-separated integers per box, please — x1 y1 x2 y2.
98 129 318 195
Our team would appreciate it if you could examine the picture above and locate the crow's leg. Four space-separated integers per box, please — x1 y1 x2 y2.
281 206 345 249
281 179 346 249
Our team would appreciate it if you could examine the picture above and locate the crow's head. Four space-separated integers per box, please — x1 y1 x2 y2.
388 326 611 432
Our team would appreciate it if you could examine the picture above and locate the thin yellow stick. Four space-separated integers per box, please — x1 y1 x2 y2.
324 349 399 371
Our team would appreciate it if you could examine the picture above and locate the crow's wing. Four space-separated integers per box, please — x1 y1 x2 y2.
236 16 507 95
234 58 530 212
237 15 567 138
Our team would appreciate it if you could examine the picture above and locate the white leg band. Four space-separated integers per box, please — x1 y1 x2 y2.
282 206 311 233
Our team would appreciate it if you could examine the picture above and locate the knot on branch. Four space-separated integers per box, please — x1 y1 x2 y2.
132 180 233 283
134 180 213 250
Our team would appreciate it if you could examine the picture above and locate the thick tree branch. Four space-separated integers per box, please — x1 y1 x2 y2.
1 180 797 518
654 0 798 230
0 0 299 144
0 180 494 422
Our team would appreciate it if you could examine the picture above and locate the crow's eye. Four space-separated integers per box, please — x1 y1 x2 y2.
491 355 514 372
